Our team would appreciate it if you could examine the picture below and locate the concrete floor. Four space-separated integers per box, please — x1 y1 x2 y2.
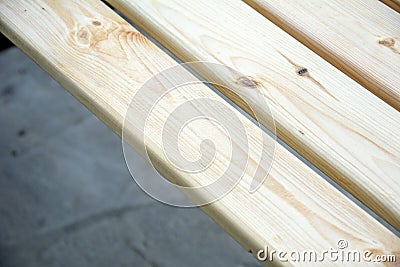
0 47 260 267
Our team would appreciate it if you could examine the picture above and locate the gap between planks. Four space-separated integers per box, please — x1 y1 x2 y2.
1 1 399 266
105 0 400 231
243 0 400 110
381 0 400 12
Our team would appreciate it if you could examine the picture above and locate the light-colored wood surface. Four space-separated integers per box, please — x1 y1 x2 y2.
105 0 400 230
244 0 400 110
1 0 399 266
381 0 400 12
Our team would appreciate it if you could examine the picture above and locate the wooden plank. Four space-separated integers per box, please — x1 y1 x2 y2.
1 1 399 266
105 0 400 230
244 0 400 110
381 0 400 12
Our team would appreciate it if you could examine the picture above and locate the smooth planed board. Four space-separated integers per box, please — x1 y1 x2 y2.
381 0 400 12
1 0 400 266
244 0 400 110
105 0 400 230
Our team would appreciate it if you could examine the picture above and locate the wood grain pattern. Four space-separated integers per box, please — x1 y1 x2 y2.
1 1 399 266
105 0 400 230
244 0 400 110
381 0 400 12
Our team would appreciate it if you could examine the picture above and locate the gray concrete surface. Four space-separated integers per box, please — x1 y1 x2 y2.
0 47 261 267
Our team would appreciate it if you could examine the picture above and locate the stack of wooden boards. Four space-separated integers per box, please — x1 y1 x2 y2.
1 0 399 266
